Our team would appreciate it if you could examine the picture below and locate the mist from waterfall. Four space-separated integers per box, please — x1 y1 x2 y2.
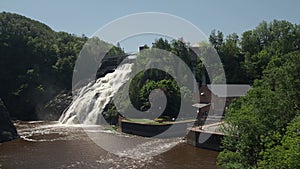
59 63 133 125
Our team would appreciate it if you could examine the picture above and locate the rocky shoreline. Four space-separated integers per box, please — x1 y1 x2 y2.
0 99 19 143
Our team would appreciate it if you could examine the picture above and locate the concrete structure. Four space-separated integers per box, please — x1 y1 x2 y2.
188 84 250 150
120 119 195 138
186 122 224 151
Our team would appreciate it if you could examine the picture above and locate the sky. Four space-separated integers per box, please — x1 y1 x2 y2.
1 0 299 52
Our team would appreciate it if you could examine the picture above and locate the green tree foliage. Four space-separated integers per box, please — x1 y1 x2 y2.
0 12 124 120
210 30 246 84
209 30 224 52
209 20 300 84
152 38 171 51
139 79 180 118
217 51 300 168
128 38 196 119
258 115 300 169
241 20 300 83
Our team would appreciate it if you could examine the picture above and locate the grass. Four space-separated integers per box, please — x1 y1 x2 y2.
103 125 118 131
124 118 195 125
125 118 171 125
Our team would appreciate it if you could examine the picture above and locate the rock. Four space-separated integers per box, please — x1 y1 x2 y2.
37 90 73 121
0 99 19 143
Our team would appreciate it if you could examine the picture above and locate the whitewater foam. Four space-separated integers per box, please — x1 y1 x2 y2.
59 63 133 125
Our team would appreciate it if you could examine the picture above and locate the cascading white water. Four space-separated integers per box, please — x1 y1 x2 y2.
59 63 133 124
57 62 183 160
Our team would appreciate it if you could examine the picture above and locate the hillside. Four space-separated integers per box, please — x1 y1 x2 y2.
0 12 124 120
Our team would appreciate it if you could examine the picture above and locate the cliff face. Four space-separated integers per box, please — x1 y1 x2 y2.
0 99 19 143
37 90 73 121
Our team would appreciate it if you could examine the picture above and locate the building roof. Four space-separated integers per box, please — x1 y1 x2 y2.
207 84 251 97
192 103 210 109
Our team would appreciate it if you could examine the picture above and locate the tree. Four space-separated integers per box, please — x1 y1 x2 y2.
217 51 300 168
139 79 181 119
258 115 300 169
127 40 196 120
152 38 171 51
171 39 192 69
0 12 125 120
241 20 300 83
209 29 224 53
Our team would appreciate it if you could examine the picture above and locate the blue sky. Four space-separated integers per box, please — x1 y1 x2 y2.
1 0 299 52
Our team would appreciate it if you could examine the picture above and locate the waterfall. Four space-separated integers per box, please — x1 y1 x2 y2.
59 63 133 124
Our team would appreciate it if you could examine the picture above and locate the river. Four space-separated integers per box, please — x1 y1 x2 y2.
0 121 219 169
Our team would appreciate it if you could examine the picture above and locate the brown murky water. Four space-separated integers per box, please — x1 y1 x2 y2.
0 121 219 169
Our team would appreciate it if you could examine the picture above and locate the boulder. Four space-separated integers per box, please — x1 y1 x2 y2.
0 99 19 143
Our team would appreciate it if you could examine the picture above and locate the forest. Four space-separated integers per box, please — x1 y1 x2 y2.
0 12 124 120
0 12 299 168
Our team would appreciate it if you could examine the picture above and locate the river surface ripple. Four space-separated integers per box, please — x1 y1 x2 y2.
0 121 219 169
